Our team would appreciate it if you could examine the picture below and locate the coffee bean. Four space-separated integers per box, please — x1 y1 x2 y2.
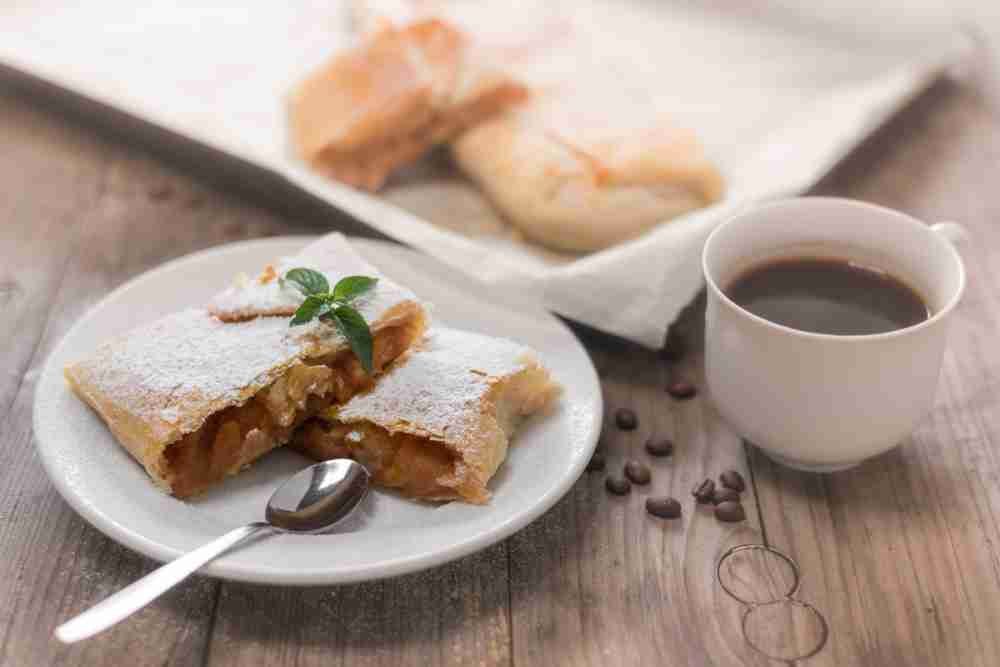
646 496 682 519
624 460 651 485
719 470 746 493
586 451 606 472
645 438 674 457
605 475 631 495
615 408 638 431
692 478 716 504
713 487 741 505
715 501 746 522
667 381 697 400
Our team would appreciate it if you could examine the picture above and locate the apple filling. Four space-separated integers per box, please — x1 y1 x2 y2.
164 326 410 497
291 419 458 501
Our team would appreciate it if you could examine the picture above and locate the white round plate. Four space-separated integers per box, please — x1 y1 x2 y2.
33 237 601 585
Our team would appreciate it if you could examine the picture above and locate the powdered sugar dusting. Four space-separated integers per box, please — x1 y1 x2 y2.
67 233 428 442
207 233 421 321
67 310 314 435
337 328 544 444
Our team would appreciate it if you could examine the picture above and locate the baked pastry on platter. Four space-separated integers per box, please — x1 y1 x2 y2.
288 18 528 192
64 234 427 497
350 0 726 252
290 327 560 503
452 100 725 252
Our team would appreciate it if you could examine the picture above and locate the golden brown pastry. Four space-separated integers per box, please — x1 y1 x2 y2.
452 99 724 252
290 327 560 503
288 18 528 191
64 234 428 497
351 0 726 252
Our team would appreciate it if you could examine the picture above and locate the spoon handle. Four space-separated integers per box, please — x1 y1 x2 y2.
55 522 272 643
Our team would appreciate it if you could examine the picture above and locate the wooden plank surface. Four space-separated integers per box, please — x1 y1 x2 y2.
207 546 510 666
0 88 223 667
752 74 1000 667
1 27 1000 667
504 312 770 667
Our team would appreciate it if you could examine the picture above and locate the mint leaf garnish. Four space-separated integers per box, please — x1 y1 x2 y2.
289 295 329 325
285 268 329 296
284 268 379 373
330 305 374 374
332 275 378 302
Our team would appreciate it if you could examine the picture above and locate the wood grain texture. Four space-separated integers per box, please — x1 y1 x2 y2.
504 313 770 667
0 85 335 666
0 89 220 667
751 74 1000 667
206 545 510 666
1 17 1000 667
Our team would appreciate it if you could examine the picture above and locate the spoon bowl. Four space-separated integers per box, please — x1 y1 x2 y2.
266 459 370 533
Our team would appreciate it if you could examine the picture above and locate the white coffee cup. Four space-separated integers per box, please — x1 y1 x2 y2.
703 197 966 472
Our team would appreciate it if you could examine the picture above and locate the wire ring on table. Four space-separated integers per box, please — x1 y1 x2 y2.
716 543 801 605
716 543 830 659
741 598 830 661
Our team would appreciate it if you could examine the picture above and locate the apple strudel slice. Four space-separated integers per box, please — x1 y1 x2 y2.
288 18 528 191
290 328 560 503
64 234 428 497
351 0 726 252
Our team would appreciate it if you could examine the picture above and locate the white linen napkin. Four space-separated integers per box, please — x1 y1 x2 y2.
0 1 969 346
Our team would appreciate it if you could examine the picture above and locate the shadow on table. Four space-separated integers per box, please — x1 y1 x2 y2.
184 490 596 658
204 542 513 657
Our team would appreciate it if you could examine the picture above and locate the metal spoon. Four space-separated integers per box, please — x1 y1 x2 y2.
55 459 370 643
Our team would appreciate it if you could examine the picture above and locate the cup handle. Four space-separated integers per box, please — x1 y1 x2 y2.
930 222 971 246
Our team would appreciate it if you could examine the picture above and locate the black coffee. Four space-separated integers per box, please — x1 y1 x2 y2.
725 257 929 335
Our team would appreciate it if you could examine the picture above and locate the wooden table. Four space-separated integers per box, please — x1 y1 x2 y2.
3 42 1000 667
